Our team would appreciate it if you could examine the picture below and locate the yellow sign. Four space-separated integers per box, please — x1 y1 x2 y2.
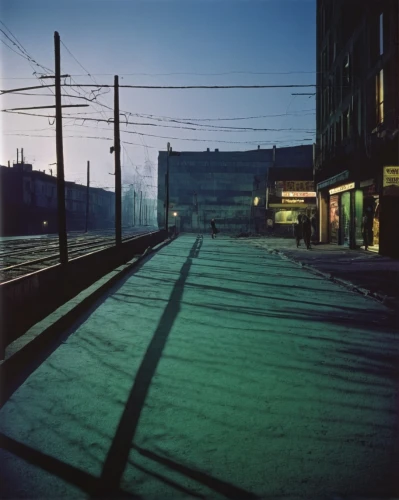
383 166 399 195
282 199 305 204
329 182 355 195
282 191 316 198
383 166 399 186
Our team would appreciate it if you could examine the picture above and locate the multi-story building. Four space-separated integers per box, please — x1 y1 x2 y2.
315 0 399 256
0 162 115 236
158 145 313 233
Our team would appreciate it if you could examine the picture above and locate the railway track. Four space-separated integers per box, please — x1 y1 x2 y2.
0 227 157 283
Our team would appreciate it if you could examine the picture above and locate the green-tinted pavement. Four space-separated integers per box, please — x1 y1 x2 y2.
0 234 398 499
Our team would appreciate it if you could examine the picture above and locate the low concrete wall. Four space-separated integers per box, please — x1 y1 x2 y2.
0 230 167 356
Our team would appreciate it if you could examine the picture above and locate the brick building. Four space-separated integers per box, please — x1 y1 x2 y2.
315 0 399 256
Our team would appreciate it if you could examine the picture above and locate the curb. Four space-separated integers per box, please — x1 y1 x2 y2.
259 244 396 310
0 235 176 407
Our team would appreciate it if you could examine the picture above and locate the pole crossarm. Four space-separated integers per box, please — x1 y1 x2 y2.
0 84 55 94
39 74 70 79
2 104 89 111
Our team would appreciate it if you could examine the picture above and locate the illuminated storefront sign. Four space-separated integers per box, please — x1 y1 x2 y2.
329 182 355 195
282 191 316 198
383 166 399 195
282 199 305 204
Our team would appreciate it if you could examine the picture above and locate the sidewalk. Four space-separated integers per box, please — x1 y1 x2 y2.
0 234 398 499
234 236 399 311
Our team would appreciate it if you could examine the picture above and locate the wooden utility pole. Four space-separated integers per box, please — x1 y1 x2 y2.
139 191 143 225
114 75 122 245
165 142 170 231
133 190 136 226
55 31 68 265
85 160 90 232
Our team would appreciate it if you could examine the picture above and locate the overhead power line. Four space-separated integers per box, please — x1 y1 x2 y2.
5 131 313 146
2 109 314 133
63 83 317 90
134 110 315 122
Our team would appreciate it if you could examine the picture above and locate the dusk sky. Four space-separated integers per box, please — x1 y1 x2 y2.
1 0 316 198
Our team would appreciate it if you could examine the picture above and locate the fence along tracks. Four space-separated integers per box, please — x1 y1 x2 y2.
0 227 156 283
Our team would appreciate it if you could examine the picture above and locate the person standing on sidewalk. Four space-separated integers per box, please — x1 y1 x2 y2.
311 211 317 242
210 218 218 239
294 214 303 248
361 212 370 250
302 214 312 249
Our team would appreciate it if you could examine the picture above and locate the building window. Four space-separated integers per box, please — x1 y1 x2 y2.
376 69 384 124
379 13 383 55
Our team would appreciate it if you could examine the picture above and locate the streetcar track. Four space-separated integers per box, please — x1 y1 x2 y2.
0 227 157 283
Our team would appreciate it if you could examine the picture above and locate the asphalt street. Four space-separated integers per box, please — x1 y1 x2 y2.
0 234 398 499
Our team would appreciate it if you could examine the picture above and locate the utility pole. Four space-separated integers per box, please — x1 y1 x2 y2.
114 75 122 245
139 191 142 225
55 31 68 265
16 149 19 164
85 160 90 233
133 190 136 226
165 142 170 231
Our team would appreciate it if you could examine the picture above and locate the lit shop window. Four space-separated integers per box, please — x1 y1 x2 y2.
376 69 384 124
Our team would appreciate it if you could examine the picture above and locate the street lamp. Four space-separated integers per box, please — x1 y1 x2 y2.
173 212 177 235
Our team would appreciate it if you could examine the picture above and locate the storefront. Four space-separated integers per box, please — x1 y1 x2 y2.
327 182 358 247
380 165 399 258
317 171 364 248
268 180 316 230
360 179 379 251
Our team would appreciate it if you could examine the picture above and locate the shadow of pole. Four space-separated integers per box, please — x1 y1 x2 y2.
95 235 203 497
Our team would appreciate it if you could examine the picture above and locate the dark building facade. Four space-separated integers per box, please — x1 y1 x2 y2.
0 163 115 236
315 0 399 256
158 145 313 233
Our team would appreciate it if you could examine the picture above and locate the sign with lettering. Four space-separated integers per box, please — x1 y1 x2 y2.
282 199 305 204
383 166 399 196
276 181 314 191
282 191 316 198
329 182 355 195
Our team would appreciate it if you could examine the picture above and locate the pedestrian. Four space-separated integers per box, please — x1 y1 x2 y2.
302 214 312 249
361 212 370 250
210 218 218 239
294 214 303 248
311 211 317 242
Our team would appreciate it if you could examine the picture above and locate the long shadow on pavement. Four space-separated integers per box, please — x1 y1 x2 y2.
93 235 257 498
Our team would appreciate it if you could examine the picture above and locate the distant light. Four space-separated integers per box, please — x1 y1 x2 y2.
173 212 177 217
43 221 48 226
254 197 260 206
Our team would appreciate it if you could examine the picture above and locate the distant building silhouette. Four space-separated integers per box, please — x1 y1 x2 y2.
158 145 314 233
0 162 115 236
